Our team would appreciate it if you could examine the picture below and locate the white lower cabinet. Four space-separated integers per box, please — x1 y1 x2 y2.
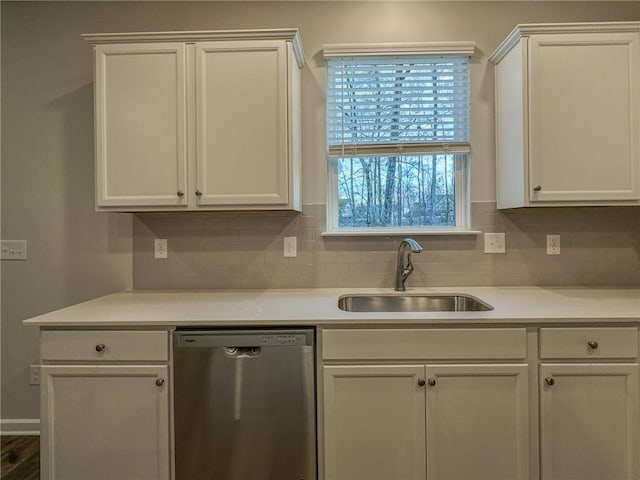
40 365 170 480
323 364 529 480
425 364 529 480
322 333 531 480
539 326 640 480
38 329 171 480
540 363 640 480
323 365 427 480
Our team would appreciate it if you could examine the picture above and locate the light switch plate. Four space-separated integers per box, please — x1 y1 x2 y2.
29 365 40 385
154 239 168 259
547 234 561 255
1 240 27 260
284 237 297 257
484 233 506 254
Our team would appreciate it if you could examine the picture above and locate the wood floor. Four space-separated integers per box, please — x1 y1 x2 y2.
1 436 39 480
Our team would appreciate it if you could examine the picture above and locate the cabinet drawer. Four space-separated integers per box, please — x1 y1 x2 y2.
41 330 169 362
322 328 527 361
540 327 638 359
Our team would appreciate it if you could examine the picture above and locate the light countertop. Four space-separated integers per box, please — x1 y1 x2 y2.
23 287 640 327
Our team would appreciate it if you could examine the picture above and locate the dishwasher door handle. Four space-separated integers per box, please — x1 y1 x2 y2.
224 346 262 358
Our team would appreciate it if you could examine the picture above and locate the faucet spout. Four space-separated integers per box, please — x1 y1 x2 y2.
394 238 423 292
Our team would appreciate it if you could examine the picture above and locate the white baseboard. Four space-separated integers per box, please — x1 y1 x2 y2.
0 419 40 436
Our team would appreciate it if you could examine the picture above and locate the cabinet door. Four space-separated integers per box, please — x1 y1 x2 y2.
425 364 530 480
95 43 188 208
40 365 170 480
323 365 426 480
195 40 289 207
540 363 640 480
528 32 640 202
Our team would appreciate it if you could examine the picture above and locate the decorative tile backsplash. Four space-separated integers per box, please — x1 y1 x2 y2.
133 202 640 289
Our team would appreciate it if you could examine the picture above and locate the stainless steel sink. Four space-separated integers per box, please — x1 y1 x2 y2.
337 293 494 312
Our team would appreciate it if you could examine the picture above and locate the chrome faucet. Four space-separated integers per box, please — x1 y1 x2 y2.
394 238 423 292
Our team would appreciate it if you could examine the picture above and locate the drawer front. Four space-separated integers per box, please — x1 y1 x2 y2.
41 330 169 362
540 327 638 359
322 328 527 361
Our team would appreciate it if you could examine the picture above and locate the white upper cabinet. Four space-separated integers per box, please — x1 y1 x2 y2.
85 30 304 212
490 22 640 208
94 43 188 208
195 40 289 207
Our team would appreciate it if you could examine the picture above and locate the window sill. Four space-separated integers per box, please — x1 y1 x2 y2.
321 228 482 237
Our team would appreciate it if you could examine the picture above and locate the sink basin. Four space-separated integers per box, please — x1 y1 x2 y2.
337 293 494 312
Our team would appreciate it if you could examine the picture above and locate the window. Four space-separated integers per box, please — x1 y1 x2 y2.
324 44 474 234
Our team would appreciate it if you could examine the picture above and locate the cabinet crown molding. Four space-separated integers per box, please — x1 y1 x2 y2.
489 21 640 64
83 28 306 67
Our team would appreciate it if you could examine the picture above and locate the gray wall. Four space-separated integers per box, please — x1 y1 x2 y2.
2 1 640 423
1 2 134 424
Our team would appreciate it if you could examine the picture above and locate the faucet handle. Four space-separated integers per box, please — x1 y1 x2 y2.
403 262 414 277
403 253 415 276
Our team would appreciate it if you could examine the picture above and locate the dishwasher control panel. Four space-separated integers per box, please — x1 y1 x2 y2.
174 329 314 348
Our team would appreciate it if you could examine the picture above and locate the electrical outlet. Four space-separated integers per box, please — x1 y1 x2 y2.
30 365 40 385
547 234 561 255
1 240 27 260
284 237 297 257
484 233 506 254
154 239 168 259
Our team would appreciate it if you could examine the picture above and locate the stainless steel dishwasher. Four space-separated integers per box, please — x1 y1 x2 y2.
173 328 316 480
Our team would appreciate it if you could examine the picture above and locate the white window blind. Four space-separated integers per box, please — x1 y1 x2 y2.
326 55 471 158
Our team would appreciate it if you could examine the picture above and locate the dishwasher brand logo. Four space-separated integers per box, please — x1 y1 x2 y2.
184 338 197 344
260 335 298 345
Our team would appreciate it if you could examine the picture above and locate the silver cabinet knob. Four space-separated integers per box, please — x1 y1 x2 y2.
587 341 599 350
417 379 426 387
95 344 106 352
177 190 184 197
533 185 542 191
545 377 555 386
155 378 165 387
428 378 436 387
195 190 202 197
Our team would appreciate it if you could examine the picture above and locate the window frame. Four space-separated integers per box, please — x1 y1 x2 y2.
322 42 478 236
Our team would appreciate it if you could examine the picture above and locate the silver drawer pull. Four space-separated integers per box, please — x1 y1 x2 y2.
95 344 106 352
545 377 555 386
155 378 165 387
587 341 599 350
417 379 426 387
428 378 436 387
